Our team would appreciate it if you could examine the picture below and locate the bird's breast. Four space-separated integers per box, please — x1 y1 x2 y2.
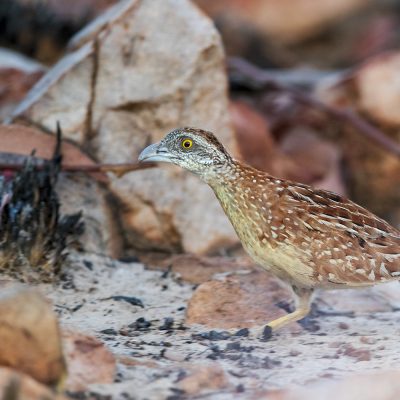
213 185 315 287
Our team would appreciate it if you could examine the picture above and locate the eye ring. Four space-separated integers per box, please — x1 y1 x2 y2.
181 138 193 149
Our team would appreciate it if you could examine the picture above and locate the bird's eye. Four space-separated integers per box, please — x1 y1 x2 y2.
181 139 193 149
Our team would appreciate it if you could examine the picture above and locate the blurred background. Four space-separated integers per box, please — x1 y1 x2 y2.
2 0 400 67
1 0 399 245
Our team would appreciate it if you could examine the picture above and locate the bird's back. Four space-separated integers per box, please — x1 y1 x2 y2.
211 161 400 289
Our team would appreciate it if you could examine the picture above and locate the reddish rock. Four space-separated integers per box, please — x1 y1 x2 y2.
63 330 116 391
186 270 294 330
0 285 65 386
0 48 44 120
177 364 229 396
0 367 67 400
341 344 371 362
0 124 98 170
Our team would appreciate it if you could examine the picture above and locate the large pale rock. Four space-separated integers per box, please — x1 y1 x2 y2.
13 0 239 254
13 43 94 143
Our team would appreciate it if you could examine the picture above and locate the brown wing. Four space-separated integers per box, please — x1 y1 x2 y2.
280 183 400 286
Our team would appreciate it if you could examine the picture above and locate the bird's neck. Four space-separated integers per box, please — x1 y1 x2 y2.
206 160 274 216
207 161 279 260
205 159 268 188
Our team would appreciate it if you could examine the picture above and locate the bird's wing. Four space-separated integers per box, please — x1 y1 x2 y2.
279 183 400 285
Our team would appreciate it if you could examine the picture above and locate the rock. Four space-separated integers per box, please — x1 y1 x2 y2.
0 124 98 171
341 344 371 362
12 0 239 255
355 52 400 127
13 42 95 143
0 48 44 120
62 329 116 391
261 370 400 400
317 281 400 314
195 0 369 45
0 124 121 257
162 349 187 362
0 367 67 400
0 285 65 385
177 364 229 396
57 174 122 257
186 270 294 330
315 52 400 227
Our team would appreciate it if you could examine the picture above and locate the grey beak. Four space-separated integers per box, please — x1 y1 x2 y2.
138 142 172 163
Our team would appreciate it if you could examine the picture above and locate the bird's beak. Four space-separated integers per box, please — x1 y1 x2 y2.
138 142 172 163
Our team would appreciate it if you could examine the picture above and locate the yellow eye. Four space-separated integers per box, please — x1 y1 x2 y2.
181 139 193 149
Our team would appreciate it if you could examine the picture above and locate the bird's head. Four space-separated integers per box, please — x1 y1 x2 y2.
139 128 232 181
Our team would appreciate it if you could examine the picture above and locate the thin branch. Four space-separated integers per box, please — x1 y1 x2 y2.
0 123 156 180
61 162 156 177
228 57 400 158
0 161 156 178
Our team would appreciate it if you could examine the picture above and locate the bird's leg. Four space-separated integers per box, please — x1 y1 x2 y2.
244 286 314 340
265 286 313 331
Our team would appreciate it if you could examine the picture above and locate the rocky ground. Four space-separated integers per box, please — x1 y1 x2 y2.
39 251 400 399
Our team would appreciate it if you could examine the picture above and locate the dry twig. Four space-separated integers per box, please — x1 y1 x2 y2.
0 124 156 178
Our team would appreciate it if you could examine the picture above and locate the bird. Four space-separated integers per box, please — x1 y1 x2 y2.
139 127 400 338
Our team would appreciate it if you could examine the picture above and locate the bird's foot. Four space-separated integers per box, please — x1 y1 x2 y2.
228 325 274 341
252 325 273 341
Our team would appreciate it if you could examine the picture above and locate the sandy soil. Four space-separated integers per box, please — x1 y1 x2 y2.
43 252 400 399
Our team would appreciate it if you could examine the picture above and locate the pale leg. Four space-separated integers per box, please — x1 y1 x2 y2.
266 286 313 331
246 286 314 339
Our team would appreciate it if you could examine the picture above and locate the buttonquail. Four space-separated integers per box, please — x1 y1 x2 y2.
139 128 400 336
